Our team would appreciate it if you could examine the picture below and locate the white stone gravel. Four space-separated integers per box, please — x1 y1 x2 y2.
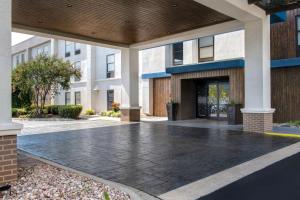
7 164 131 200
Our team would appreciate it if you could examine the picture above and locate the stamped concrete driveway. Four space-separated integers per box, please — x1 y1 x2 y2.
18 123 298 196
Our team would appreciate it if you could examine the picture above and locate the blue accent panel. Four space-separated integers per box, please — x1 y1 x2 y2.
142 72 171 79
271 12 287 24
142 57 300 78
272 57 300 68
166 59 244 74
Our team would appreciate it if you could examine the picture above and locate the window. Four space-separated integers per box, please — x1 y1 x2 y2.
74 43 81 55
21 53 25 63
65 92 71 105
75 92 81 105
65 41 72 57
106 54 115 78
37 47 43 56
43 45 49 56
16 54 20 66
173 42 184 66
107 90 114 110
296 16 300 56
74 62 81 82
199 36 214 62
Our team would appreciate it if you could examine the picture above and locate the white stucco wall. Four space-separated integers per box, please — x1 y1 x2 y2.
95 47 121 80
140 46 166 75
214 30 245 60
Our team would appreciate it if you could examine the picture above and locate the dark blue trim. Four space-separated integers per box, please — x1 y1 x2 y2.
271 12 287 24
142 72 171 79
272 57 300 68
141 57 300 79
166 59 244 74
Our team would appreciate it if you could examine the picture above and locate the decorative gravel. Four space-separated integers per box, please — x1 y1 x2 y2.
6 157 131 200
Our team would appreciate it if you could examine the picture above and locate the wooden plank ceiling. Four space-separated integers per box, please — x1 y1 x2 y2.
12 0 233 46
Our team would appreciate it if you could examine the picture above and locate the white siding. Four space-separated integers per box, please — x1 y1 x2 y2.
214 30 245 60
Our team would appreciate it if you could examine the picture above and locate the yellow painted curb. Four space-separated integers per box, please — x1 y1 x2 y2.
265 132 300 139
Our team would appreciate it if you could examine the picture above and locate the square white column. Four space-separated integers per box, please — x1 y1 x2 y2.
0 0 22 185
120 48 140 121
0 0 13 125
242 16 275 133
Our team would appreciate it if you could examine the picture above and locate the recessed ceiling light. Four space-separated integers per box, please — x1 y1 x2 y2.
172 4 177 7
66 4 73 8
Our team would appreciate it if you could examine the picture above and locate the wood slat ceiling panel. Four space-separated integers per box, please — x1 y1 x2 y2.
12 0 233 45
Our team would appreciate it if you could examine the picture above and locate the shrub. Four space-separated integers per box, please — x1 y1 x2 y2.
12 108 19 117
100 110 120 118
85 109 95 115
58 105 82 119
111 102 120 112
289 121 300 127
111 111 121 118
17 108 28 116
46 105 62 115
100 111 107 116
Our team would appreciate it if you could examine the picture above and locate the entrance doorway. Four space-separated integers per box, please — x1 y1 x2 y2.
197 78 230 120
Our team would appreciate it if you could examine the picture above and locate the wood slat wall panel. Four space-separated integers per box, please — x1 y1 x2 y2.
171 68 244 120
162 67 299 122
272 68 300 123
271 9 300 59
153 77 171 117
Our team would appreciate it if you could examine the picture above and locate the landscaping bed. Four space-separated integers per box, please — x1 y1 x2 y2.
4 152 131 200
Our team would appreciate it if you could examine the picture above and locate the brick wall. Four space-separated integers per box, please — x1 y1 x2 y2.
243 113 273 133
0 135 17 184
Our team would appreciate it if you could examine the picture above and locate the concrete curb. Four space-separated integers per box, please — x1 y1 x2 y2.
19 150 160 200
159 142 300 200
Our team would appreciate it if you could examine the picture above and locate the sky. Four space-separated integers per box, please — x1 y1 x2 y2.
11 32 33 46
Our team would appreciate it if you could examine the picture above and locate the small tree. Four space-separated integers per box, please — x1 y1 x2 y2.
12 55 81 116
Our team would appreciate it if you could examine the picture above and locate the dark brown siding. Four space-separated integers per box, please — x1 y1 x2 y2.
171 68 244 120
271 67 300 123
271 9 300 59
153 77 171 117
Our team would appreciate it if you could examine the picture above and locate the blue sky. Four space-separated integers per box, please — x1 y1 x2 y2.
12 32 33 46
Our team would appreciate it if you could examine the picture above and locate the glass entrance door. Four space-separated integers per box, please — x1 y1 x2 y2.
197 79 230 120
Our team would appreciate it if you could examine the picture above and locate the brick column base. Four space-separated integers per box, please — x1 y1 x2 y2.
0 134 17 185
121 108 141 122
243 112 273 133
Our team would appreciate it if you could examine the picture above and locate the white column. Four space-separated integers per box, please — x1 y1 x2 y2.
86 45 96 110
120 48 140 121
50 39 58 56
121 48 140 108
241 16 274 133
0 1 22 130
242 16 274 113
0 0 12 125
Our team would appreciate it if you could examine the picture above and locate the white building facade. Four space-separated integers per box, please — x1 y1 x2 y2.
12 37 123 114
12 30 245 115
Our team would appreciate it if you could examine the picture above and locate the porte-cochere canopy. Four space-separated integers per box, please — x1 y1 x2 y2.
12 0 233 46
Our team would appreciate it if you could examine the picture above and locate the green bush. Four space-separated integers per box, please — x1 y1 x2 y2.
12 108 19 117
85 109 95 115
289 121 300 127
17 108 28 116
58 105 82 119
46 105 62 115
100 110 120 118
